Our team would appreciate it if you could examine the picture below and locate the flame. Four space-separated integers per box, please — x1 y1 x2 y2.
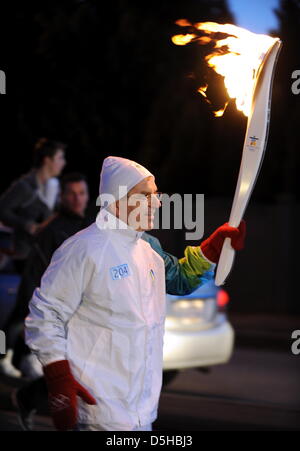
172 20 278 117
214 101 229 118
171 34 197 46
197 84 208 99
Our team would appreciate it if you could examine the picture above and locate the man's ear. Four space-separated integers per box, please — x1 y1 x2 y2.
114 200 120 217
107 201 118 217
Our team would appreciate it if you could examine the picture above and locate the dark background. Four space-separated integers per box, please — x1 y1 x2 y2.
0 0 299 314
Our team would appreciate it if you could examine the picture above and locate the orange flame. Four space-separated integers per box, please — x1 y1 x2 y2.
214 101 229 118
172 20 278 117
171 34 197 46
197 84 208 99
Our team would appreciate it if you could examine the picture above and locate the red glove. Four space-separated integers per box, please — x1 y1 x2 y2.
200 220 246 263
43 360 97 431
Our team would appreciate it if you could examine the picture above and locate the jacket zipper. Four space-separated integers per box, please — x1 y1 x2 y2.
134 243 146 428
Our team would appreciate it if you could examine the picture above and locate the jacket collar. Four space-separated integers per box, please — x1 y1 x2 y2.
96 208 144 242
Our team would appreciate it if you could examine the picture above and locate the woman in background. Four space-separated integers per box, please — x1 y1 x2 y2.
0 138 66 377
0 138 66 267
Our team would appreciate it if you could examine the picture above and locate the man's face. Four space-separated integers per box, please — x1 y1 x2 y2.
115 176 161 231
61 181 89 217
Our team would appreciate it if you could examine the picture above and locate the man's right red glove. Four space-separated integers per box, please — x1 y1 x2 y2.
43 360 97 431
200 220 246 263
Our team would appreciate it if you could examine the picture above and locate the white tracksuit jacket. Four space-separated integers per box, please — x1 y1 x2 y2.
25 209 167 430
25 208 214 430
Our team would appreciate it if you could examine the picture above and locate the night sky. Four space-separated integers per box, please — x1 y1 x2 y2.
228 0 279 33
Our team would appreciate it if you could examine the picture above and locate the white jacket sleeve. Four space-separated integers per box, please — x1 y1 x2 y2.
25 238 93 366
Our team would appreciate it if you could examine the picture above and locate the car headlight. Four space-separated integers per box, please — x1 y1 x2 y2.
166 298 217 331
172 299 206 312
165 316 202 328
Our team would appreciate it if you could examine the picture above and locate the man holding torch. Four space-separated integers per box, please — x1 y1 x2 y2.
25 156 245 431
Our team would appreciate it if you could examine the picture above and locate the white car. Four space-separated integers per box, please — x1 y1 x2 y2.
162 280 234 383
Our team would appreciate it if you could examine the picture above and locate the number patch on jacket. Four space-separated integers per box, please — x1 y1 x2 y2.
110 264 130 280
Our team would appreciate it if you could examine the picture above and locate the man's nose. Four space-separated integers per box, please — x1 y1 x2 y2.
152 194 161 209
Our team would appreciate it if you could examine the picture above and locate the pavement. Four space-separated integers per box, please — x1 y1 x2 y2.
229 313 300 351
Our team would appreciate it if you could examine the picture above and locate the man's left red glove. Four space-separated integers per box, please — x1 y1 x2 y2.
43 360 97 431
200 220 246 264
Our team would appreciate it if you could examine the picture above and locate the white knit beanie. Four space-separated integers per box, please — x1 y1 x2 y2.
97 156 154 207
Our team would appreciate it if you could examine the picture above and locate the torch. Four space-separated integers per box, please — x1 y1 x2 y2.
172 22 282 285
215 39 282 285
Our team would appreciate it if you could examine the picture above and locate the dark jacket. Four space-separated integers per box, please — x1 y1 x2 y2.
0 170 53 258
13 207 94 320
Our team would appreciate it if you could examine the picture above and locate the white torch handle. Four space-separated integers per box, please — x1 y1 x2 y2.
215 237 236 285
215 39 282 286
215 215 240 286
